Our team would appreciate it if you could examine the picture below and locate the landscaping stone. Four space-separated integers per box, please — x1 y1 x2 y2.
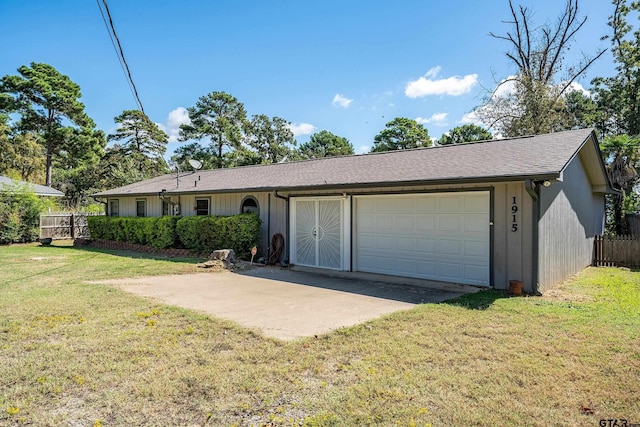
209 249 236 264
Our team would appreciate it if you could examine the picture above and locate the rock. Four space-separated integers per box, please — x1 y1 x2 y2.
209 249 236 264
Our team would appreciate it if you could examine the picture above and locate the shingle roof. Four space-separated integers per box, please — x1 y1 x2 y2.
94 128 606 197
0 176 65 197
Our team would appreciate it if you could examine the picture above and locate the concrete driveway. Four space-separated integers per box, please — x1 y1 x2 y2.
98 268 477 340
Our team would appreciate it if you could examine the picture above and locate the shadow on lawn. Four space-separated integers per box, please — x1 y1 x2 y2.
441 289 512 310
43 243 204 265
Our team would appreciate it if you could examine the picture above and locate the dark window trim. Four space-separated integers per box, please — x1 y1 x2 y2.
109 199 119 217
195 197 210 216
136 198 147 217
240 195 260 215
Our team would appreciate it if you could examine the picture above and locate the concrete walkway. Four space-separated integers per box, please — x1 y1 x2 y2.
98 268 476 340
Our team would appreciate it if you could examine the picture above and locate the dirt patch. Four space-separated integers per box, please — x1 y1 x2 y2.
541 288 594 303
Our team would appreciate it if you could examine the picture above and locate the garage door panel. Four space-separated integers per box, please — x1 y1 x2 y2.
439 262 463 280
439 217 461 233
396 236 415 251
439 239 462 255
395 215 415 230
396 258 416 275
395 198 416 213
464 217 487 234
374 236 394 250
376 215 393 229
416 261 438 276
416 238 438 253
465 195 490 212
416 197 437 212
439 196 463 212
464 241 489 257
465 264 489 284
356 192 490 286
416 216 436 232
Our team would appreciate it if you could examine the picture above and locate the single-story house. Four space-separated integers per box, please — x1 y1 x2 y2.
0 175 65 197
93 128 614 293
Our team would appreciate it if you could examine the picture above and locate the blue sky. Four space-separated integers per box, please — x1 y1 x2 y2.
1 0 617 156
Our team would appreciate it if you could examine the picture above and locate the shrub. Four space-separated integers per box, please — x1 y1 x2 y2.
88 216 181 249
0 182 55 244
88 213 261 258
175 214 261 259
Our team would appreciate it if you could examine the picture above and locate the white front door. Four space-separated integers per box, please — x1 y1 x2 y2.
292 198 345 269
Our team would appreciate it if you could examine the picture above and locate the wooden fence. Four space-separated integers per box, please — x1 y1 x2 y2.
593 235 640 268
40 213 102 240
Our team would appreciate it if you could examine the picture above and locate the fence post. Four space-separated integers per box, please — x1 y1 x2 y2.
70 214 75 239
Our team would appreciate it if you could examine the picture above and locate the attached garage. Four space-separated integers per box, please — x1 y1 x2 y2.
354 192 491 286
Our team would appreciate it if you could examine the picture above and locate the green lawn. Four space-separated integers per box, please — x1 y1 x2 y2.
1 242 638 426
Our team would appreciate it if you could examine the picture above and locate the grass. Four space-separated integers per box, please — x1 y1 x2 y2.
0 242 639 426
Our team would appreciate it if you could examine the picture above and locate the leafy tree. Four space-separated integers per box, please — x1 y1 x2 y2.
0 130 46 182
297 130 354 159
590 1 640 233
477 0 605 136
0 63 105 186
564 89 603 130
169 142 217 171
107 109 169 174
371 118 431 152
245 115 296 164
600 135 640 234
0 181 56 244
592 0 640 137
179 91 247 168
439 124 493 145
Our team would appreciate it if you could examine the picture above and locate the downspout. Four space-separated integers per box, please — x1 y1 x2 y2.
267 193 271 261
524 179 540 295
273 190 290 262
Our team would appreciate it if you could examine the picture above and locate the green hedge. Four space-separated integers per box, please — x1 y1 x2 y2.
88 214 261 258
87 216 180 249
175 214 261 259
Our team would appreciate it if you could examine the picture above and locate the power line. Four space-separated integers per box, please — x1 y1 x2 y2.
96 0 145 114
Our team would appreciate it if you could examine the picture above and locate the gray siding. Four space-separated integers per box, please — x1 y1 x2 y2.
538 155 605 291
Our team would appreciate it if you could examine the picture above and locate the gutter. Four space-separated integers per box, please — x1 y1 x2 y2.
92 173 562 199
273 190 290 263
524 179 540 295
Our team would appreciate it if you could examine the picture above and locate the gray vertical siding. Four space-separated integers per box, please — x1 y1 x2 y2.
538 155 605 291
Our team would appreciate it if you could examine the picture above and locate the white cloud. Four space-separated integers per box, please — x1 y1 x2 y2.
416 112 448 125
406 67 478 98
460 111 481 124
332 93 353 108
491 76 518 99
566 81 591 97
357 145 370 154
159 107 191 143
288 122 316 136
424 66 441 79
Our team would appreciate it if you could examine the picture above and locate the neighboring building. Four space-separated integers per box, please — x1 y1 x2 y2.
93 129 614 293
0 175 64 197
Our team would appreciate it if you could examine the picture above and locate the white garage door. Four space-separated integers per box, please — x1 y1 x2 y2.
355 192 490 286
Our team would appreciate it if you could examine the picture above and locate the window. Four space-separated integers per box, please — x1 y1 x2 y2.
162 199 171 216
241 196 259 215
136 199 146 217
195 198 209 216
109 199 119 217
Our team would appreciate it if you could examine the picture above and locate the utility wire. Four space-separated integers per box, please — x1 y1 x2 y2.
96 0 145 114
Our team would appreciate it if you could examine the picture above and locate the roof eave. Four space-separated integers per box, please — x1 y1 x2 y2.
92 173 563 197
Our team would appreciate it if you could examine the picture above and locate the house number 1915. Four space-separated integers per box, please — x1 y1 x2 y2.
511 196 518 232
